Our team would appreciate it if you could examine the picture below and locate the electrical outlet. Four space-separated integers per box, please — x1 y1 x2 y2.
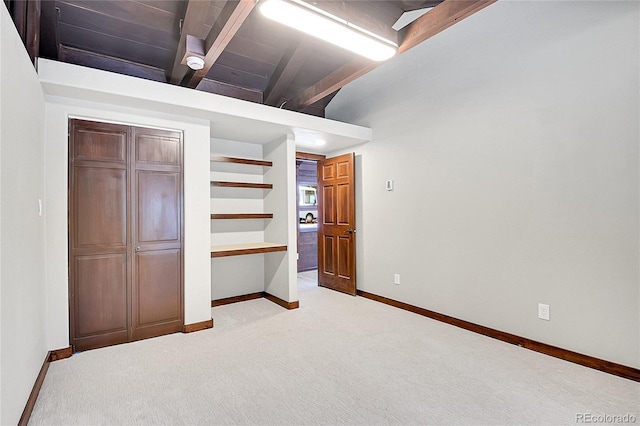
538 303 550 321
394 274 400 285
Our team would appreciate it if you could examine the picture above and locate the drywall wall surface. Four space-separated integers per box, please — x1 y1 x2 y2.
327 1 640 368
264 135 298 303
37 58 372 154
1 4 48 424
44 98 212 347
0 5 4 422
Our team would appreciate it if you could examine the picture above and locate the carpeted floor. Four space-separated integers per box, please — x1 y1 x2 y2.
29 271 639 425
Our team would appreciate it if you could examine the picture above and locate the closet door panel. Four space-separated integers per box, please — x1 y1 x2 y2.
134 249 181 326
74 254 128 337
74 167 127 249
136 171 180 244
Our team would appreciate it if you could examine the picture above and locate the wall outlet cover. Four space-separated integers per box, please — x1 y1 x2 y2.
538 303 550 321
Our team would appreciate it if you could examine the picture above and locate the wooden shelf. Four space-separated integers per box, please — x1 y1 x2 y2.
211 156 272 167
211 181 272 189
211 242 287 258
211 213 273 219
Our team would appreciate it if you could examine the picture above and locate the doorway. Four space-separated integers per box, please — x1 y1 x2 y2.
296 151 357 296
296 154 320 272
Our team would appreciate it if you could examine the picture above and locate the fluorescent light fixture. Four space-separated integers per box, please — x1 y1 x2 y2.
259 0 397 62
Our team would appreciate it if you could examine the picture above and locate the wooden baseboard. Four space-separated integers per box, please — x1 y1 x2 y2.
263 292 299 310
211 292 299 310
211 292 263 307
49 346 72 362
182 318 214 333
19 345 74 426
357 290 640 382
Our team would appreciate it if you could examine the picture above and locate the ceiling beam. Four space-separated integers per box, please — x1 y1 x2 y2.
10 0 41 65
263 39 312 107
288 0 496 110
169 0 213 84
182 0 255 89
398 0 495 54
39 0 59 60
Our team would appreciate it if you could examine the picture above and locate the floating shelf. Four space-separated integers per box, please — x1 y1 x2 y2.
211 213 273 219
211 181 273 189
211 242 287 258
211 156 272 167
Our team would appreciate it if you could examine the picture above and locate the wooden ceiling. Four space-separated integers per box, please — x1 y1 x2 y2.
10 0 495 117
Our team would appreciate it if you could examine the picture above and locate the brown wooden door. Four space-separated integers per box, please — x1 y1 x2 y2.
130 127 183 340
69 120 183 352
317 153 356 295
69 120 131 351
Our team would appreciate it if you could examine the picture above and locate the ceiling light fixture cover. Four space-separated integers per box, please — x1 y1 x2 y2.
259 0 397 62
186 56 205 70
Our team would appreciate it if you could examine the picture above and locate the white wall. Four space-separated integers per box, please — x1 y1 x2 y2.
0 5 48 424
326 1 640 368
45 98 212 348
264 135 298 302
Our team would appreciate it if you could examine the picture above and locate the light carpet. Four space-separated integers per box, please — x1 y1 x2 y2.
29 271 639 425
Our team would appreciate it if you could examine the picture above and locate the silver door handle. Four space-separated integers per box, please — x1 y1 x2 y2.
135 246 141 252
345 229 356 234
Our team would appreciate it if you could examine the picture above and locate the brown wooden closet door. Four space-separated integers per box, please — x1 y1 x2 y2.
130 127 183 340
69 120 131 351
69 120 184 352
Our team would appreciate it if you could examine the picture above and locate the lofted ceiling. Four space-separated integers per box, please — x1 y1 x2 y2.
10 0 495 117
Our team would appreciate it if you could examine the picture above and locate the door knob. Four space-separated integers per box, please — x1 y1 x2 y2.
135 246 141 252
345 228 355 234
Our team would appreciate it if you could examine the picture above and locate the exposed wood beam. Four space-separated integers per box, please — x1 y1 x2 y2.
288 0 496 110
398 0 495 53
169 0 212 84
263 39 312 107
9 0 40 64
182 0 255 89
288 59 376 111
39 0 59 60
25 0 40 64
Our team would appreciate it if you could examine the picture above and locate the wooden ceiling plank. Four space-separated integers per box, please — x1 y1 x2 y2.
197 78 263 104
183 0 256 89
169 0 213 84
59 44 168 82
289 0 495 110
264 39 312 107
60 0 177 30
